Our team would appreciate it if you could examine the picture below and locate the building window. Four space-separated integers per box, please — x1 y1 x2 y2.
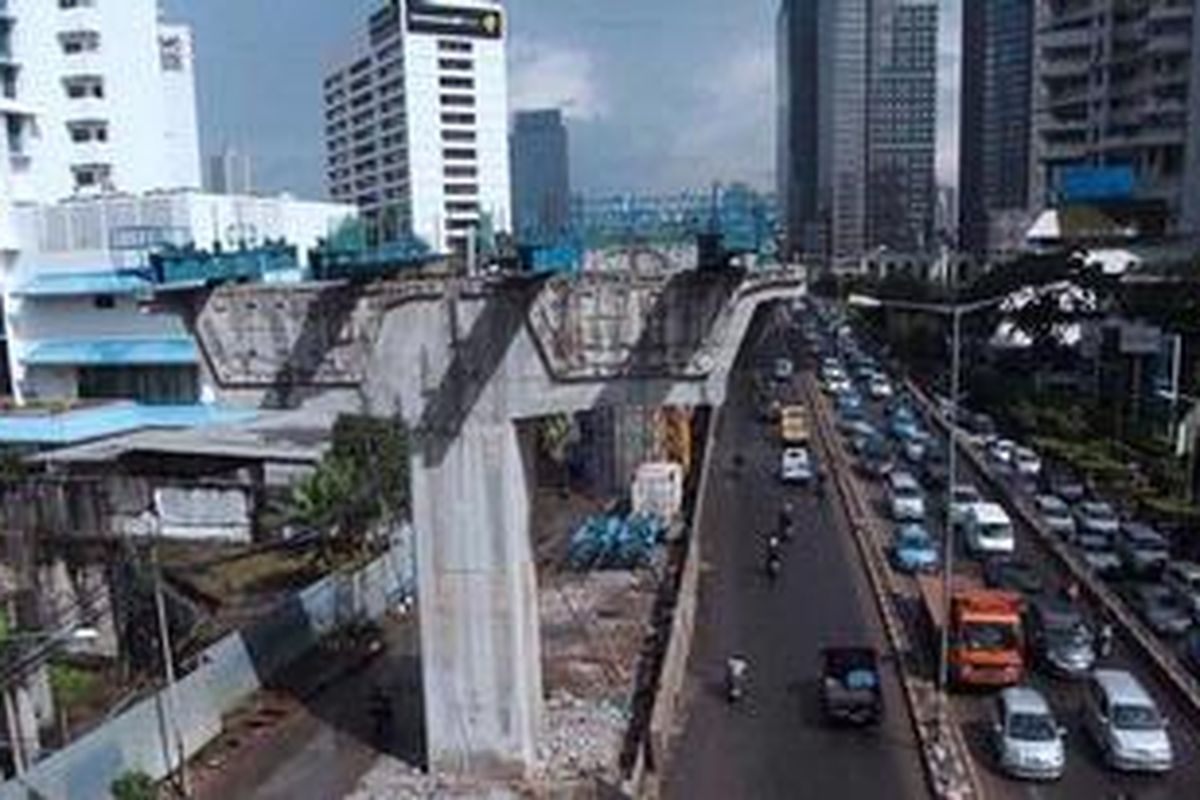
444 165 477 178
440 94 474 107
64 76 105 99
439 76 474 89
447 218 476 231
60 30 101 55
442 149 476 161
93 295 116 310
71 163 112 191
441 129 475 142
441 113 476 125
59 0 96 8
160 35 186 71
446 201 479 213
68 121 108 143
79 366 200 405
444 183 478 196
439 58 473 71
438 40 473 53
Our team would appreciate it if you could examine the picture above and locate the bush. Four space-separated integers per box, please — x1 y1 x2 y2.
110 770 156 800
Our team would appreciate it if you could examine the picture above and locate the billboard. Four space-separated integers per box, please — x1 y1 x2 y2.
1056 165 1136 204
406 2 503 39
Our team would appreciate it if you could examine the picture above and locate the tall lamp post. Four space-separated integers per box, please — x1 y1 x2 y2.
846 292 1009 727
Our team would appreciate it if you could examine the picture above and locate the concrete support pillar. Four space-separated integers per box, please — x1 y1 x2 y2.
412 421 542 778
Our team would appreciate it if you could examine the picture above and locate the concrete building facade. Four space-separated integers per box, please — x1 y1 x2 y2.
1031 0 1200 234
1 191 354 405
0 0 200 206
959 0 1035 256
324 0 511 255
509 109 570 242
776 0 939 267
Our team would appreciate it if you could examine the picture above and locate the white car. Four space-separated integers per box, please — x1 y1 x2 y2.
1035 495 1076 540
992 687 1066 781
949 484 983 528
869 377 894 400
1014 447 1042 478
966 502 1016 556
990 439 1017 466
780 447 814 483
774 358 795 381
1165 561 1200 620
1084 670 1173 773
888 471 926 522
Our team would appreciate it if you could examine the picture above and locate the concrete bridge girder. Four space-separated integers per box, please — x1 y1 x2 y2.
186 269 805 777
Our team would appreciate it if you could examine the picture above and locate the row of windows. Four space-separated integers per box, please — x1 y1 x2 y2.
438 40 472 53
68 121 108 143
60 30 100 55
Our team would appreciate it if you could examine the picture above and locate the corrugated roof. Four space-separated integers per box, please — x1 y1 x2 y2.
12 271 153 298
0 403 257 446
22 338 198 366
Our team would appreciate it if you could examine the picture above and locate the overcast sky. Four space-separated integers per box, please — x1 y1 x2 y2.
164 0 958 200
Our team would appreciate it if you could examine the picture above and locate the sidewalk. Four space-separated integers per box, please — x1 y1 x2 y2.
189 615 424 800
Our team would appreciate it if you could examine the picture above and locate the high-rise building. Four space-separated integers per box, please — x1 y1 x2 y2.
1032 0 1200 235
324 0 511 255
959 0 1034 256
866 0 939 253
0 0 201 208
207 146 254 195
776 0 938 266
510 109 570 241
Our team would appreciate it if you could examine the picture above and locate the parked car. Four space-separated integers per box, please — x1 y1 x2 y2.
1027 597 1096 678
965 503 1016 557
1014 447 1043 479
888 471 926 521
1075 501 1121 538
820 646 884 726
1084 670 1173 773
902 433 930 463
1115 523 1170 578
890 524 939 574
949 484 983 528
1035 495 1077 540
984 558 1045 596
837 391 865 413
1124 583 1192 638
1164 561 1200 621
859 436 894 479
780 447 814 484
774 357 794 381
919 447 949 491
991 687 1066 781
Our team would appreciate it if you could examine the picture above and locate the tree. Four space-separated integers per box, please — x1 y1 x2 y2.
110 770 155 800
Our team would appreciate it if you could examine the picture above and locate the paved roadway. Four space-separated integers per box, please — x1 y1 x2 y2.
827 332 1200 799
663 309 928 800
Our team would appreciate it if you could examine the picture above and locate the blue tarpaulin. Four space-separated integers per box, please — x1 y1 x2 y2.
567 513 665 571
0 403 257 445
12 271 152 298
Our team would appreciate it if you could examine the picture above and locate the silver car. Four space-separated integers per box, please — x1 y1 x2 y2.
1084 669 1173 773
992 687 1066 781
1035 495 1076 540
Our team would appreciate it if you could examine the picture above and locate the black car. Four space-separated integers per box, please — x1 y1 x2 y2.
1124 583 1193 638
919 447 949 491
820 647 884 726
858 436 894 479
983 557 1045 596
1026 597 1096 678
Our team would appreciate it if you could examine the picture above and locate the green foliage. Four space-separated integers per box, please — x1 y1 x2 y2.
278 414 410 565
110 770 156 800
49 664 98 710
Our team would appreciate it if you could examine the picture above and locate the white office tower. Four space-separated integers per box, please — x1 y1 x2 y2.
325 1 511 255
0 0 201 207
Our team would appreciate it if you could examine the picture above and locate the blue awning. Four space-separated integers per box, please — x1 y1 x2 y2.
0 403 257 446
22 338 199 366
12 271 152 298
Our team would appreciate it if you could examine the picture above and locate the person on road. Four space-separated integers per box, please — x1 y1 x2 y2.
778 502 794 540
726 655 748 702
1097 619 1115 660
765 534 783 580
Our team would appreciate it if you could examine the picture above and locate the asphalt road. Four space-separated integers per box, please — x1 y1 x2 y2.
663 308 928 800
832 336 1200 799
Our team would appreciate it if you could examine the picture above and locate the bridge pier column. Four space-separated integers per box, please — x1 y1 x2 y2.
411 420 542 778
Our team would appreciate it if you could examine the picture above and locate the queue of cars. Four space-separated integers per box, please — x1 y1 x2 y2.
806 302 1181 780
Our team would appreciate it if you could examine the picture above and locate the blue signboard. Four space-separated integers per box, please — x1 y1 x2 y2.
1057 165 1136 203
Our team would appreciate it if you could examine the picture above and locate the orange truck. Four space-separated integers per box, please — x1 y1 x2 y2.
917 574 1024 688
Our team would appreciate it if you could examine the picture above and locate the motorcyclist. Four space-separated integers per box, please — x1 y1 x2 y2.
765 534 783 579
1097 619 1115 660
726 655 748 702
778 501 795 540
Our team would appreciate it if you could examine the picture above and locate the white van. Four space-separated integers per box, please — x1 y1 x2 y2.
966 502 1015 556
